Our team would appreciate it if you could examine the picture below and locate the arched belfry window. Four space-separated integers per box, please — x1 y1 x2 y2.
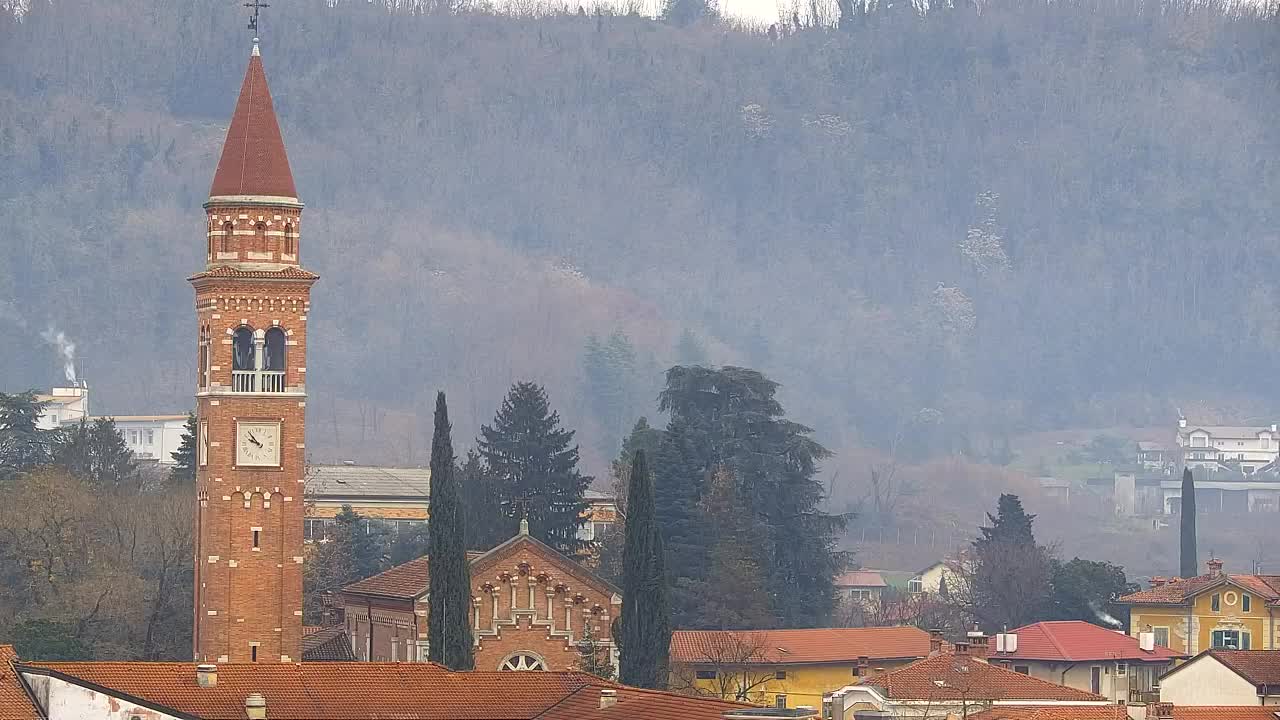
255 222 267 253
220 222 234 254
232 326 256 392
264 328 286 371
284 223 295 257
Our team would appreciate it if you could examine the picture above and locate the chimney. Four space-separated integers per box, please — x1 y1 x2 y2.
1178 417 1187 429
1150 576 1167 588
599 689 617 709
928 628 945 656
1207 558 1224 578
965 625 991 661
244 693 267 720
1152 702 1174 720
196 664 217 688
855 656 870 676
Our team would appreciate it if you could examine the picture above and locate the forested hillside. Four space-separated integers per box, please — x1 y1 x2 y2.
2 0 1278 481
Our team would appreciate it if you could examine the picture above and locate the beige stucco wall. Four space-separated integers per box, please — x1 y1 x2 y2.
1161 657 1260 706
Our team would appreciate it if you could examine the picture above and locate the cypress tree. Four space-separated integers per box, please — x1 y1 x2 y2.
619 450 670 689
427 392 474 670
1180 468 1197 578
461 449 507 552
477 382 591 556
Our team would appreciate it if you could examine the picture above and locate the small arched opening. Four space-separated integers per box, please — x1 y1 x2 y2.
498 652 548 672
232 326 256 392
283 223 295 257
220 222 234 255
262 327 287 392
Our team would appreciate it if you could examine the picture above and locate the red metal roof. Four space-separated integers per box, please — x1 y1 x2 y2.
0 646 40 720
670 626 931 666
867 653 1106 702
992 621 1183 663
209 49 298 199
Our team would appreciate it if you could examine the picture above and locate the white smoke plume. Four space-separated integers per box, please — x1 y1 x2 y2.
1089 600 1123 628
41 325 76 382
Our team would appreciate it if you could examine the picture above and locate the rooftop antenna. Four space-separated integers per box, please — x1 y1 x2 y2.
245 0 270 43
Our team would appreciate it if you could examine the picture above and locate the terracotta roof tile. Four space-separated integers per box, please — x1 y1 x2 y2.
834 570 889 588
537 684 749 720
19 662 607 720
968 707 1131 720
993 621 1183 662
301 626 356 662
1204 650 1280 685
188 265 319 281
1172 708 1280 720
866 653 1106 701
1120 574 1280 605
344 555 431 598
0 646 40 720
670 627 931 665
209 50 297 199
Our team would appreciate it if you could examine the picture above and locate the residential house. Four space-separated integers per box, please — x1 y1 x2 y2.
304 465 619 544
300 625 357 661
670 626 932 710
1167 707 1280 720
914 560 959 594
834 570 888 606
338 521 620 669
1176 419 1280 476
824 646 1111 720
13 656 749 720
987 620 1183 705
1120 559 1280 654
1138 442 1172 472
1159 650 1280 707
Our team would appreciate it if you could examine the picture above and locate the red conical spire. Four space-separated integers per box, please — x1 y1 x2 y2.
209 45 297 200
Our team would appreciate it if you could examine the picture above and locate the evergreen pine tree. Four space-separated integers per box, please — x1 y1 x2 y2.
169 412 198 484
598 417 666 584
477 382 590 556
461 449 508 551
331 505 386 581
0 391 56 481
689 466 774 629
971 493 1052 631
54 417 138 491
427 392 474 670
977 493 1036 547
1180 468 1198 578
656 365 846 628
576 621 616 680
619 450 670 689
673 329 707 366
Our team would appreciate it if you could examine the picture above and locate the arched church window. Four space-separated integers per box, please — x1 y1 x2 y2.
498 652 548 672
284 223 295 256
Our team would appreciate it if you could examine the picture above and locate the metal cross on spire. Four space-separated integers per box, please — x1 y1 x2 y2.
245 0 270 39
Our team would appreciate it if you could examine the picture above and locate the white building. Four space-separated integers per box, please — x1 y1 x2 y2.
1159 649 1280 707
34 384 90 429
105 415 189 464
1177 419 1280 475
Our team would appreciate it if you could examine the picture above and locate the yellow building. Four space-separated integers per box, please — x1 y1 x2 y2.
669 626 932 709
1119 559 1280 654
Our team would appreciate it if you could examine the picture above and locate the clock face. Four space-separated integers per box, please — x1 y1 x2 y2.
236 421 281 467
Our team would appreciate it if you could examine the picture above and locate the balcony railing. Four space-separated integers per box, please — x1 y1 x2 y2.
232 370 286 393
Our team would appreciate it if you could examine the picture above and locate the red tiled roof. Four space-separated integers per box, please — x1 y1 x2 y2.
834 570 888 588
19 662 648 720
209 49 297 199
968 707 1131 720
537 684 748 720
301 626 356 662
993 621 1183 663
1172 708 1280 720
867 653 1106 701
343 555 431 598
670 626 931 665
1203 650 1280 685
188 265 319 281
343 536 617 602
1120 574 1280 605
0 646 40 720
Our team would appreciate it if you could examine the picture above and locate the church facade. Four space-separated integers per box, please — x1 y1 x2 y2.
338 525 621 671
190 43 316 663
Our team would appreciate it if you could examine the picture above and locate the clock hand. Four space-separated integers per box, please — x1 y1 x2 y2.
248 432 263 448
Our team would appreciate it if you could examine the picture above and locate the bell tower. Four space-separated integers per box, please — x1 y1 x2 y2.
191 40 316 663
